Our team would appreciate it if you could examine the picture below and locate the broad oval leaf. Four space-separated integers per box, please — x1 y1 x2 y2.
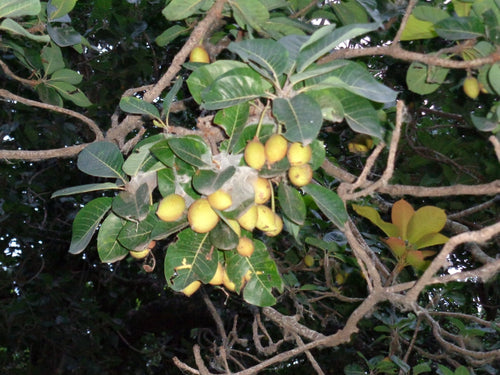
117 206 158 251
406 61 449 95
50 81 92 107
391 199 415 241
119 96 160 118
434 16 485 40
272 93 323 145
50 69 83 84
0 18 50 43
278 182 306 225
213 102 250 153
69 197 113 254
201 67 272 110
0 0 41 18
155 25 188 47
51 182 122 198
227 39 289 81
167 135 212 169
46 24 82 47
192 166 236 195
161 0 206 21
209 220 239 250
77 141 127 180
48 0 77 20
352 204 399 238
407 206 447 245
302 185 347 230
97 212 128 263
112 183 150 221
231 0 270 32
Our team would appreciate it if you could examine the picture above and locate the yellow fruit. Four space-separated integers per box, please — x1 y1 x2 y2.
264 134 288 164
209 263 225 286
237 205 258 231
336 272 346 285
237 237 255 257
129 248 150 260
244 139 266 170
222 269 236 292
255 205 277 232
288 164 313 187
182 280 202 297
157 194 185 222
188 198 219 233
463 76 480 99
254 177 272 204
147 240 157 249
244 269 252 282
189 46 210 63
304 254 314 267
227 219 241 237
207 190 232 211
287 142 312 166
264 213 283 237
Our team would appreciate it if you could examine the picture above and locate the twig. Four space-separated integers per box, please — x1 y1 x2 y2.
293 333 325 375
392 0 418 45
490 135 500 162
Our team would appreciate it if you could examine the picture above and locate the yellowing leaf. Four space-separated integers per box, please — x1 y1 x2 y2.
406 250 436 271
352 204 399 238
414 232 448 250
407 206 447 245
400 15 437 41
383 237 407 258
391 199 414 241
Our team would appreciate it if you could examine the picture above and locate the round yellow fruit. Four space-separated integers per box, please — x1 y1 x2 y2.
237 237 255 257
288 164 313 187
209 263 225 286
287 142 312 166
182 280 202 297
129 248 150 260
188 198 219 233
264 134 288 164
189 46 210 63
244 139 266 170
207 190 232 211
304 254 314 267
254 177 271 204
227 219 241 237
255 205 277 232
237 205 258 231
264 213 283 237
222 269 236 292
463 76 480 99
157 193 185 222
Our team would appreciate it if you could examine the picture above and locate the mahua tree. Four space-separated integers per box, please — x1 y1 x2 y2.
1 0 499 374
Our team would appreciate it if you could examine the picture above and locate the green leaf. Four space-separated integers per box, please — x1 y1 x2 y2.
488 63 500 95
454 366 471 375
335 89 385 140
332 0 370 24
278 183 306 225
118 206 158 251
119 96 160 118
352 204 399 238
0 0 40 18
297 22 379 72
272 94 323 145
41 45 65 75
230 0 270 32
164 229 217 291
51 183 122 198
36 84 63 106
192 167 236 195
209 220 239 250
112 183 150 221
187 60 247 103
407 206 447 245
97 212 128 263
0 18 49 42
50 69 83 84
302 185 348 230
167 135 213 169
406 61 450 95
434 16 485 40
157 168 176 197
155 25 189 47
162 76 183 115
150 139 176 167
46 23 82 47
161 0 207 21
48 0 77 20
122 142 159 177
227 39 289 81
77 141 127 180
290 60 350 85
201 67 272 110
305 88 344 123
213 102 250 152
436 364 455 375
412 362 432 375
50 81 92 107
69 197 113 254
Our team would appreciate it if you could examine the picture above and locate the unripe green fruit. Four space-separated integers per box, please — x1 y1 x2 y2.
237 205 258 231
304 254 314 267
244 139 266 170
188 198 219 233
209 263 225 285
129 248 150 260
207 190 232 211
237 237 255 257
182 280 202 296
287 142 312 166
463 76 480 99
288 164 313 187
254 177 271 204
264 134 288 164
157 194 185 222
189 46 210 63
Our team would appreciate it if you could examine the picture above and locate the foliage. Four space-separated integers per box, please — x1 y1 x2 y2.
1 0 499 374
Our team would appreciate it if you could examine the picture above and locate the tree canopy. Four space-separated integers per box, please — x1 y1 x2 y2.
1 0 499 374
